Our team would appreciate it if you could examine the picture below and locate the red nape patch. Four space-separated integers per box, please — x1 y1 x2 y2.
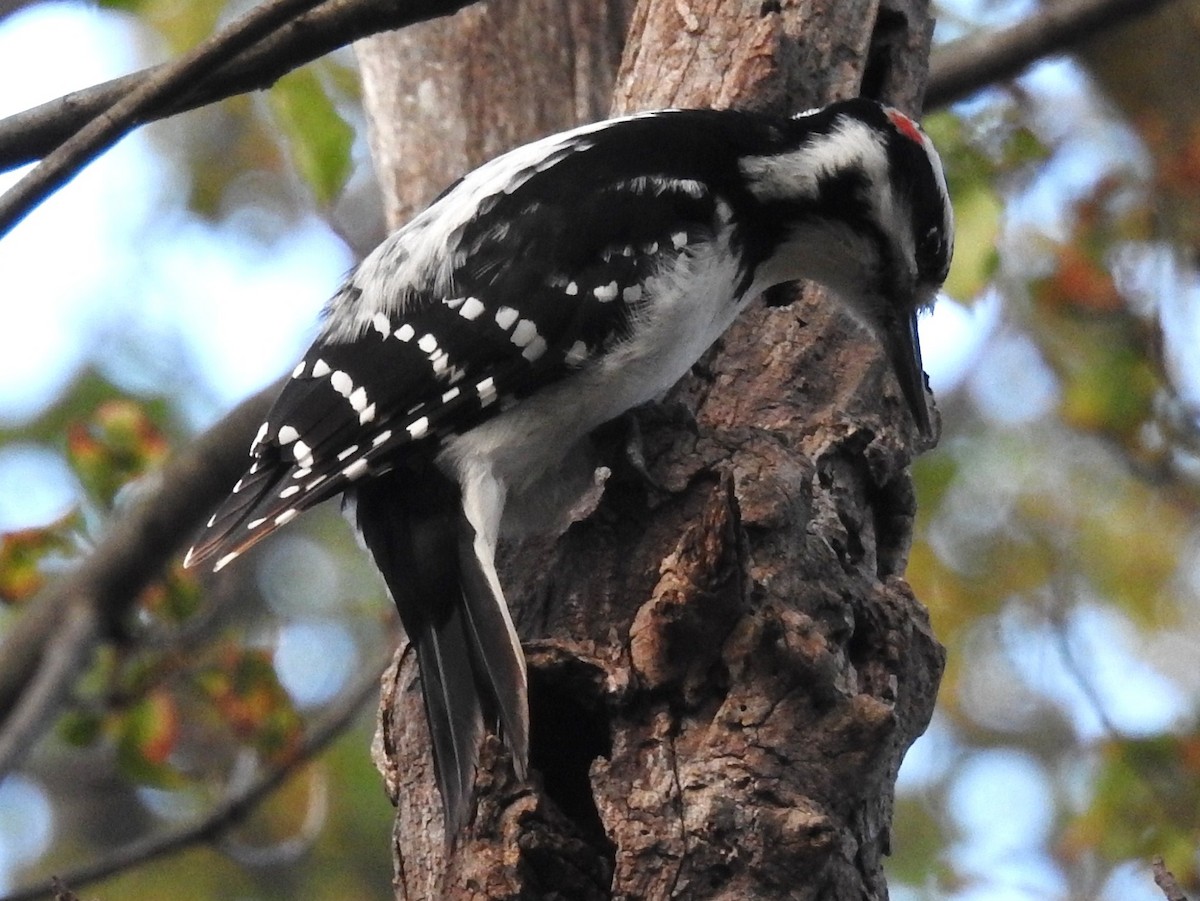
886 108 925 146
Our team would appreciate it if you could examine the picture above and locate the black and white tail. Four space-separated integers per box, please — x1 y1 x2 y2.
350 465 528 839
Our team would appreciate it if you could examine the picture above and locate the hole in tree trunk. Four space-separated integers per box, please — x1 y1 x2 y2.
528 662 616 862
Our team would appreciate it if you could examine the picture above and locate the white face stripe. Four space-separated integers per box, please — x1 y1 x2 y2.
739 112 954 288
739 117 889 204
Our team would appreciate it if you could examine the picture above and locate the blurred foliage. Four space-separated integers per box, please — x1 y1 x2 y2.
0 510 81 603
65 399 170 507
268 65 355 210
1064 733 1200 884
195 643 305 765
893 3 1200 898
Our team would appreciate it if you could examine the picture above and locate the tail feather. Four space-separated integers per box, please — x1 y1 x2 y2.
414 604 487 837
457 520 529 777
352 464 527 840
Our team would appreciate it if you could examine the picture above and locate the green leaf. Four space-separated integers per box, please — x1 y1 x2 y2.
942 180 1001 301
268 67 354 209
58 709 104 747
116 691 184 788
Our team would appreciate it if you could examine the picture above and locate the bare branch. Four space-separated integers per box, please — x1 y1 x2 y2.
0 0 333 236
1152 856 1191 901
0 0 476 173
926 0 1176 108
0 604 98 780
0 384 276 780
1 656 387 901
0 0 40 24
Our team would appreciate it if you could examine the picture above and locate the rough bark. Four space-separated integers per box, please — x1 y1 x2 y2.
355 0 635 229
360 1 945 898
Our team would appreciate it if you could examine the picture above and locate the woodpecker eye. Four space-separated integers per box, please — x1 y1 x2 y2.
917 226 947 276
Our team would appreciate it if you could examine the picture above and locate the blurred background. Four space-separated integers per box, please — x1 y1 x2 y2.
0 0 1198 898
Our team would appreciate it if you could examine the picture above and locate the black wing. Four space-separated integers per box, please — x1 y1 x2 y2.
185 121 732 571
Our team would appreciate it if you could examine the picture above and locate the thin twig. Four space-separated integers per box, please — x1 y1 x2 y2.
1 657 388 901
1045 591 1120 739
0 0 330 237
0 0 475 172
0 604 98 779
926 0 1176 108
1152 856 1192 901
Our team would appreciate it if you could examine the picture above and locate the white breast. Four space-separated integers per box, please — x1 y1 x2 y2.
438 232 751 505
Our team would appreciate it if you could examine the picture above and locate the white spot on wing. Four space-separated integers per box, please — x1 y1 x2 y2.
349 387 369 412
330 371 353 397
214 552 240 572
342 459 369 480
359 403 376 425
292 362 305 378
565 282 578 296
395 324 415 342
280 485 300 498
337 445 359 461
275 509 299 526
459 297 486 320
522 336 547 362
495 306 519 330
511 319 539 347
407 417 430 440
623 284 643 303
372 430 392 447
293 440 313 465
418 333 438 353
372 312 391 337
277 425 300 445
477 376 497 406
252 421 269 450
311 358 331 378
247 517 267 530
442 387 460 403
671 231 688 249
594 281 619 302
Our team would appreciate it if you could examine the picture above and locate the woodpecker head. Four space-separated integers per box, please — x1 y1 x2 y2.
740 98 954 435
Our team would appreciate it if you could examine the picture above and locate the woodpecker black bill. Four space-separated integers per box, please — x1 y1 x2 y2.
888 308 932 436
186 97 954 838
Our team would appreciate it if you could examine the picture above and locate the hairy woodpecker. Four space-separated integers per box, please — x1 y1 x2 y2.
185 97 954 836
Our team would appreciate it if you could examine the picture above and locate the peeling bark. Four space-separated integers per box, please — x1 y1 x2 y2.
360 1 945 898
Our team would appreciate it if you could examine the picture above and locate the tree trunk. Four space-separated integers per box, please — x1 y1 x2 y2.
357 1 945 898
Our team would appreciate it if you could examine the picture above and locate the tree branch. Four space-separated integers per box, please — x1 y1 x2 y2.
0 655 387 901
0 384 276 781
0 0 333 236
0 0 476 173
1151 856 1191 901
926 0 1176 109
